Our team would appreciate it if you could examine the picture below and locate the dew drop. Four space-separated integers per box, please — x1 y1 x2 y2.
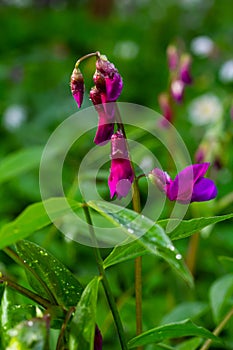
127 228 134 234
168 244 175 251
175 254 182 260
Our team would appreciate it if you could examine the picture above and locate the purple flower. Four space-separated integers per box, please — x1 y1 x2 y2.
108 131 134 199
94 326 102 350
170 80 185 103
158 93 173 127
95 55 123 101
90 87 115 145
70 67 85 108
167 45 179 71
149 163 217 204
180 54 192 85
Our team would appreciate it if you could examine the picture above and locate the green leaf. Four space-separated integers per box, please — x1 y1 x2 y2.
158 213 233 240
90 201 192 286
160 302 208 325
6 317 49 350
69 276 100 350
0 147 43 184
0 287 36 348
16 240 83 308
209 274 233 323
175 338 202 350
128 319 220 348
0 197 82 249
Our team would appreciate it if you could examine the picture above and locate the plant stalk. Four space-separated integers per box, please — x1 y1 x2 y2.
0 274 51 309
132 179 143 350
83 205 128 350
199 307 233 350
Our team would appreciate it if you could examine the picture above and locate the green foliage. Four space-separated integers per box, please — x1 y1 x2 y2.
89 200 193 286
16 240 83 308
128 319 220 348
0 198 82 249
69 276 100 350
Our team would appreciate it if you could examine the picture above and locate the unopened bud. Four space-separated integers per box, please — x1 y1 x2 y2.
180 54 192 85
70 68 85 108
167 45 179 71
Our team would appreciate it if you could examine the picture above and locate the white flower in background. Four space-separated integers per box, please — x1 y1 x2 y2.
114 41 139 60
190 36 214 57
219 59 233 83
2 104 27 131
188 94 223 125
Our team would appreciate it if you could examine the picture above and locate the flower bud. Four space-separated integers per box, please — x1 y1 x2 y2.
158 93 173 125
167 45 179 71
70 67 85 108
108 131 134 199
180 54 192 84
170 80 185 103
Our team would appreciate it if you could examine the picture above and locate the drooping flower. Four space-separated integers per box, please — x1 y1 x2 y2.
167 45 179 71
158 93 173 126
90 55 123 144
108 131 134 199
90 87 115 145
70 67 85 108
170 80 185 103
149 163 217 204
179 54 192 84
95 55 123 101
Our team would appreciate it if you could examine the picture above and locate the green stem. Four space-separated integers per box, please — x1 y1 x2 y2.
132 180 143 350
199 307 233 350
56 306 76 350
0 274 51 309
115 104 143 349
83 205 128 350
75 51 100 68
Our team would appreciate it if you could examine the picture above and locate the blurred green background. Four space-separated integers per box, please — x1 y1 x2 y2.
0 1 233 349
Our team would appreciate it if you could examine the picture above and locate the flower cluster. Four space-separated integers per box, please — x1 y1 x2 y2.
158 45 192 127
167 45 192 103
70 53 134 200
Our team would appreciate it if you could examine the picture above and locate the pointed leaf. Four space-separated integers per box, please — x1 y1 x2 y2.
89 201 192 286
16 240 83 308
158 213 233 240
210 274 233 323
6 317 49 350
160 302 208 325
0 197 82 249
69 276 100 350
128 319 220 348
0 147 43 184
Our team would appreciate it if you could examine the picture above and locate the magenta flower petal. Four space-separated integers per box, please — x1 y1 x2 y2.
105 72 123 101
108 131 134 199
170 80 185 103
167 163 211 203
94 114 115 145
191 177 218 202
149 163 217 204
180 55 192 85
70 68 85 108
108 159 134 199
